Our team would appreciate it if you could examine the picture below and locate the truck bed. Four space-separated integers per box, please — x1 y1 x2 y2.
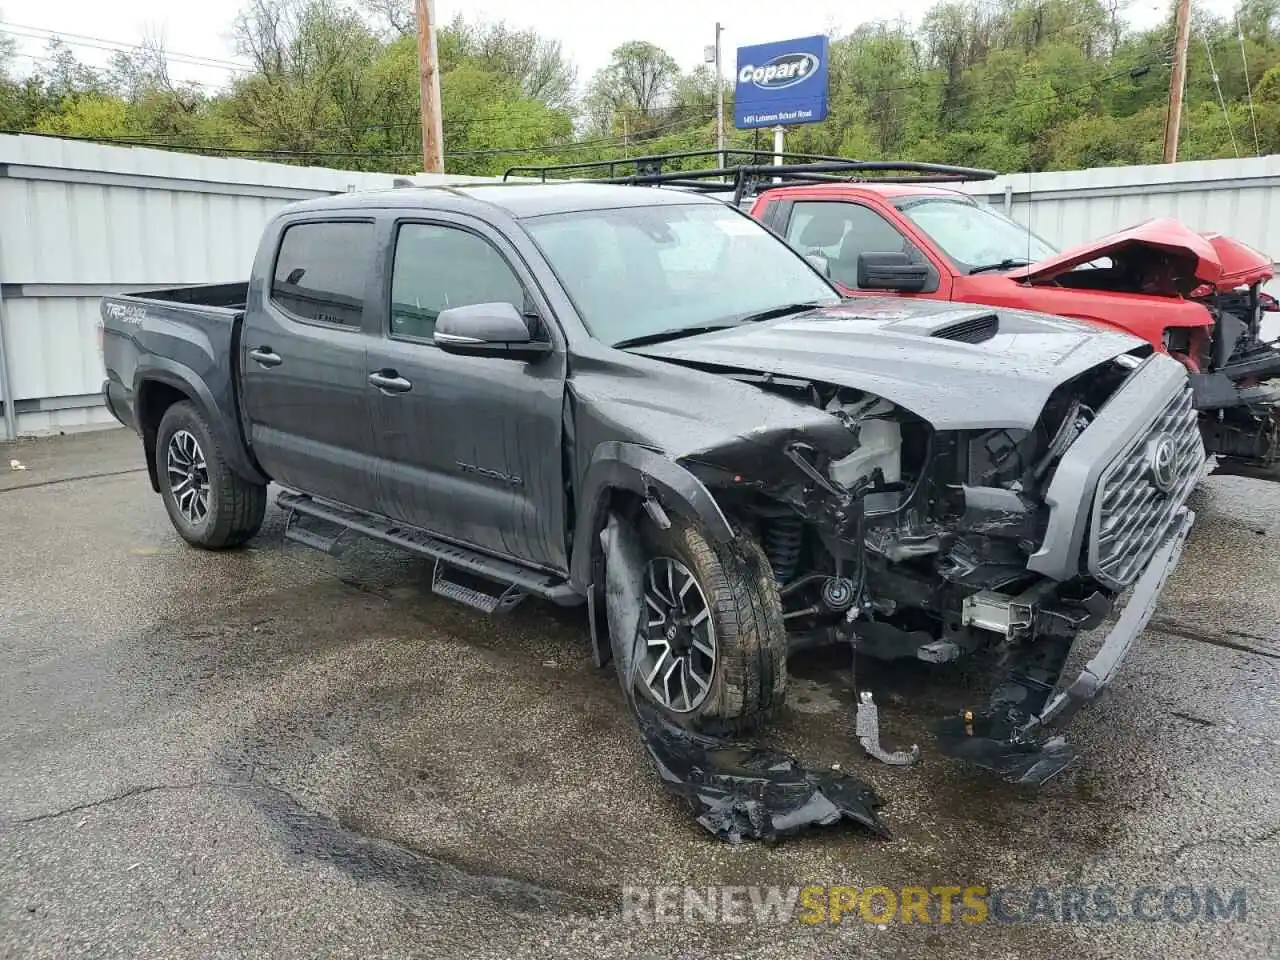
100 283 251 480
118 282 249 311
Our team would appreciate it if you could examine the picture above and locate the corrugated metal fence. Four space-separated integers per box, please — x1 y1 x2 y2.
0 134 483 440
2 135 1279 440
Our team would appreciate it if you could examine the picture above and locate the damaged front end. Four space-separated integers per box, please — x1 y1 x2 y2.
1187 281 1280 480
670 351 1203 785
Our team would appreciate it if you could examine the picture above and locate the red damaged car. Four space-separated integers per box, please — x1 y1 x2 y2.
508 153 1280 479
747 181 1280 479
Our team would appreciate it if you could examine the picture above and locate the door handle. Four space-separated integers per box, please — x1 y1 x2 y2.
249 347 283 368
369 370 412 394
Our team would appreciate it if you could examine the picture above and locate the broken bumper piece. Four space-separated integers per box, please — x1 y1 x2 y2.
601 511 889 843
938 508 1195 785
636 700 890 843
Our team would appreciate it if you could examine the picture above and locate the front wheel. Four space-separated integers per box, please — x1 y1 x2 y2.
634 513 788 736
155 401 266 549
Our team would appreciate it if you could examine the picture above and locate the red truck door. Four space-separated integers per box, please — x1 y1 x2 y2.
759 197 953 300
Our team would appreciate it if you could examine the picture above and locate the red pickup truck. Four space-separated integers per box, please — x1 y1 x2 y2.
508 152 1280 478
747 181 1280 478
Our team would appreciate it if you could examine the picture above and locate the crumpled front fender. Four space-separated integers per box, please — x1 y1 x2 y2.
569 441 735 590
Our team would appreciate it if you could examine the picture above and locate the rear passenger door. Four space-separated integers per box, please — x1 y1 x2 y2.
365 214 568 571
240 218 382 510
779 200 941 296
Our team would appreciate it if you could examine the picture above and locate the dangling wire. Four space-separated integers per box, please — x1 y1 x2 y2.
1235 9 1262 157
1200 19 1241 158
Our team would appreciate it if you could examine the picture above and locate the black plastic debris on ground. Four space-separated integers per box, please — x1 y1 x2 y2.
600 513 889 844
934 710 1074 785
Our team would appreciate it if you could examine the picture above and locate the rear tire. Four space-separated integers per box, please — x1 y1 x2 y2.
155 401 266 549
634 512 787 737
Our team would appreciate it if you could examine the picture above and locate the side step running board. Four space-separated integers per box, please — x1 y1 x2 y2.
277 492 579 609
431 560 527 614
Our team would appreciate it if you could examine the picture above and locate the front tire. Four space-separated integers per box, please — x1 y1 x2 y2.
635 512 787 736
155 401 266 549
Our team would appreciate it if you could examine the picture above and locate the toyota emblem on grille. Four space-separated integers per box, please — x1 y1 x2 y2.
1146 434 1179 495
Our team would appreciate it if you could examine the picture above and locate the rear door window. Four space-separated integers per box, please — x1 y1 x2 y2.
270 221 375 327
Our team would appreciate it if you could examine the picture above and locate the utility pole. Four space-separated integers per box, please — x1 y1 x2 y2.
714 23 725 167
772 124 785 182
415 0 444 173
705 23 725 168
1163 0 1192 163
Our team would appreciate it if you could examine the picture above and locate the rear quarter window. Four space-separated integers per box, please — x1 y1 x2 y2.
271 221 375 327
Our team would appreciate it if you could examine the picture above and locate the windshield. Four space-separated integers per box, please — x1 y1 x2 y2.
522 202 840 347
893 197 1058 273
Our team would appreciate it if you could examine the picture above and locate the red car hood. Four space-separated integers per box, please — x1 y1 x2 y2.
1201 232 1275 288
1016 218 1273 291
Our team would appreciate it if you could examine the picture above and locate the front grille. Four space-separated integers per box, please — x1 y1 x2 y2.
1088 384 1204 589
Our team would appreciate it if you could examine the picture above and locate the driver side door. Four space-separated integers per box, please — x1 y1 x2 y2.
776 200 948 300
364 214 569 572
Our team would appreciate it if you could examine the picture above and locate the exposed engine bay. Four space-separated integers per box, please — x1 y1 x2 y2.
700 359 1128 655
671 347 1199 782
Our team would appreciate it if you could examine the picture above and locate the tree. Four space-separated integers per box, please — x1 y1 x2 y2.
585 41 680 136
446 17 577 110
229 0 383 156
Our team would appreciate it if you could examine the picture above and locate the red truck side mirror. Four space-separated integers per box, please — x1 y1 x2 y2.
857 252 930 293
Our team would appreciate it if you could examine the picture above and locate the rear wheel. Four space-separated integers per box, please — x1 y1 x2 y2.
155 401 266 549
634 512 787 736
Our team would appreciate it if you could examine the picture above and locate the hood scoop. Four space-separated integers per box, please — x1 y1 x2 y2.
931 312 999 344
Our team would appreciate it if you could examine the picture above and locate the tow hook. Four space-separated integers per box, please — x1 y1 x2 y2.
855 690 921 766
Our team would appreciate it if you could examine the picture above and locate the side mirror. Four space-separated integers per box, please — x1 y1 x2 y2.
857 252 930 293
804 253 831 277
433 301 552 359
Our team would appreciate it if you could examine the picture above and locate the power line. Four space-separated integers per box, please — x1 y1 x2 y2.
0 21 250 73
1234 10 1261 156
1197 17 1239 157
28 106 711 155
0 111 716 162
2 49 229 90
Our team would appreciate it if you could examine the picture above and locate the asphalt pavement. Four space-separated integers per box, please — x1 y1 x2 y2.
0 428 1277 959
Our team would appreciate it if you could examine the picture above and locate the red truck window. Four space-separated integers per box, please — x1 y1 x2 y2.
784 201 920 289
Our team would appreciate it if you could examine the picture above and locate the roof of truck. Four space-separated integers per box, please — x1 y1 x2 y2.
758 181 972 201
284 181 722 221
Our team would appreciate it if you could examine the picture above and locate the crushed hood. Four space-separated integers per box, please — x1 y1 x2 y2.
1199 232 1275 289
630 299 1144 431
1015 218 1224 286
1014 218 1274 291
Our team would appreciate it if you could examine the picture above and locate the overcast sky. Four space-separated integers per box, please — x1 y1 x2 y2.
0 0 1242 93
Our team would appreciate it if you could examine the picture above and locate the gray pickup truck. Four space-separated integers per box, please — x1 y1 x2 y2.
101 180 1203 778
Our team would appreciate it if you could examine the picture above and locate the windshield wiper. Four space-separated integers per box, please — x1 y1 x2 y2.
969 258 1032 275
612 302 828 350
612 324 738 350
731 301 828 324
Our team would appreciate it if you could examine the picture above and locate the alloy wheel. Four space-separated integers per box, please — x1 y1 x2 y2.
166 429 210 525
638 556 717 713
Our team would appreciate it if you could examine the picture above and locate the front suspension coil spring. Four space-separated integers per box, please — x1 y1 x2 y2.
763 516 804 585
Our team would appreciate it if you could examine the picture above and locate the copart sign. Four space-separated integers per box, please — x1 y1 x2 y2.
734 35 830 130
